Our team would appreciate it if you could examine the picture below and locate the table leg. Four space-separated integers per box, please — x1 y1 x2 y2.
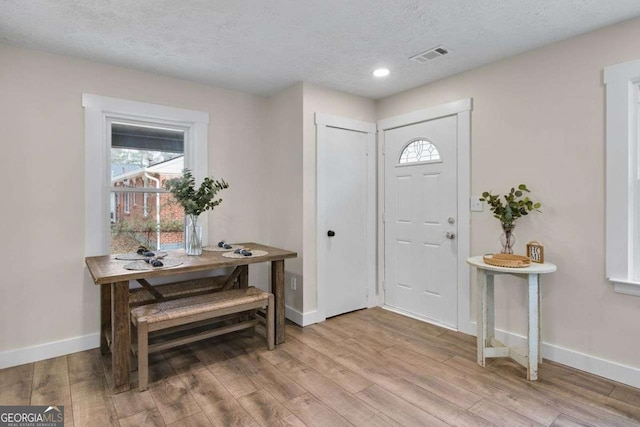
538 277 543 364
100 284 111 355
239 265 249 288
111 281 131 393
271 260 285 345
528 274 540 381
486 273 495 345
476 269 487 367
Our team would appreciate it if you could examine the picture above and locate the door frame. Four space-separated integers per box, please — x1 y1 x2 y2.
377 98 474 335
316 113 377 322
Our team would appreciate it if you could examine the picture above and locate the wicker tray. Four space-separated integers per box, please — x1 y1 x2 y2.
483 254 531 268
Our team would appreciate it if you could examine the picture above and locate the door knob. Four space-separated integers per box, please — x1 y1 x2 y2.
327 230 336 237
446 232 456 239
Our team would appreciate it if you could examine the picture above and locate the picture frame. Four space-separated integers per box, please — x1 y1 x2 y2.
526 241 544 263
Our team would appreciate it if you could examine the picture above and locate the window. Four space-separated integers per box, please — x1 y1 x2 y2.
123 192 131 214
398 139 441 164
83 94 209 256
604 59 640 296
109 122 186 253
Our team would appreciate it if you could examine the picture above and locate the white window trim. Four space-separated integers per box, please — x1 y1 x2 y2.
83 94 209 256
604 59 640 296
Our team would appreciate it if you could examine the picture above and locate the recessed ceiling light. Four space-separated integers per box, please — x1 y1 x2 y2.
373 68 390 77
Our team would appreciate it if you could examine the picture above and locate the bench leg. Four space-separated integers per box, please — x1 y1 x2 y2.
137 321 149 391
131 324 138 372
266 294 275 350
239 267 255 337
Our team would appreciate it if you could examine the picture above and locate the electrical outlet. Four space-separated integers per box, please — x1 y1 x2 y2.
290 277 297 291
470 196 483 212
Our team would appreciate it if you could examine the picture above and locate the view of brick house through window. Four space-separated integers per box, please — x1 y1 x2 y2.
110 122 185 254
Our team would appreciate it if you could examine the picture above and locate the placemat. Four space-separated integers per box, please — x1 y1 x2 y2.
203 244 244 252
222 250 269 259
115 251 168 261
123 259 183 270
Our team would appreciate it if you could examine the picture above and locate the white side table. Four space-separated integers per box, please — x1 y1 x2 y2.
467 256 557 380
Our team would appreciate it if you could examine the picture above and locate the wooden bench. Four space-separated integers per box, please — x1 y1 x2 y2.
101 275 246 356
130 286 274 391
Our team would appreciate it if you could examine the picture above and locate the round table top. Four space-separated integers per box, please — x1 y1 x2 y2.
467 255 557 274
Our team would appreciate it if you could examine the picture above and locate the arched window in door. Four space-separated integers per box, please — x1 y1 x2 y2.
398 139 441 165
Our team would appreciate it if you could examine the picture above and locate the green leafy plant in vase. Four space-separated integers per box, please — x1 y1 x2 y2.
165 169 229 255
480 184 541 254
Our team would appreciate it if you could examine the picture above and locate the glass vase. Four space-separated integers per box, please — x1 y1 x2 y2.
185 215 203 256
500 223 515 254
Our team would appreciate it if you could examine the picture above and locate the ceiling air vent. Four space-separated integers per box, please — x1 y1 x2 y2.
410 46 450 63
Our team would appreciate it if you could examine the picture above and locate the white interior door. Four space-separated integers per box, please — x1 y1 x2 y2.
317 115 376 319
383 115 458 328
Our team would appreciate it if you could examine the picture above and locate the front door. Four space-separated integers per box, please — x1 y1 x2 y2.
383 115 458 327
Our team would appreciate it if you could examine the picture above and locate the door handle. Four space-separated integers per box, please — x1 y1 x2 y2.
446 232 456 239
327 230 336 237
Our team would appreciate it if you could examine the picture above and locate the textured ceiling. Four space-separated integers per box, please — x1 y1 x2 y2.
1 1 640 99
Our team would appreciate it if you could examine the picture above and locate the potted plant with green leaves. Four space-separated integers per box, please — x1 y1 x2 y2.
165 169 229 255
480 184 541 254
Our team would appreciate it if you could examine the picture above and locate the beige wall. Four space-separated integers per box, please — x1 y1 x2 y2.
0 43 271 354
377 17 640 368
265 83 304 311
302 83 376 314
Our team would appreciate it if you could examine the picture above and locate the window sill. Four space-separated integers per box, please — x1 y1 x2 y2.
610 278 640 297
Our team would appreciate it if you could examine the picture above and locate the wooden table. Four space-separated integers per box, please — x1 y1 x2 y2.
85 242 296 393
467 256 557 381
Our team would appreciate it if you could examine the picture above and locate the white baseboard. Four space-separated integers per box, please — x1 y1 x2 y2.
0 333 99 369
494 328 640 389
285 305 322 327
